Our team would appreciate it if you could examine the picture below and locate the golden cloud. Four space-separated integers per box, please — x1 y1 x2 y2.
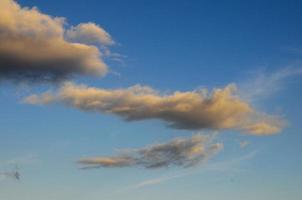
24 82 284 135
0 0 113 82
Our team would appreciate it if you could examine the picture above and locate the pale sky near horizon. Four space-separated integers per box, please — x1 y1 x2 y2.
0 0 302 199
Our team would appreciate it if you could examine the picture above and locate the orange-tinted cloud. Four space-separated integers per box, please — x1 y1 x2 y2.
66 23 114 46
0 0 113 83
24 82 284 135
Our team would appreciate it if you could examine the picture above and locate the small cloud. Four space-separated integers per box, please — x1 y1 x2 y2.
0 153 38 166
239 67 302 102
127 173 185 190
78 134 223 169
239 141 250 148
65 22 114 46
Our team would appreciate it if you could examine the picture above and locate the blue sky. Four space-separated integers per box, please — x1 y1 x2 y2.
0 0 302 199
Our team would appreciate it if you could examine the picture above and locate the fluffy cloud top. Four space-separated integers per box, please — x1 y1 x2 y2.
78 134 223 169
24 82 284 135
0 0 113 82
66 23 114 46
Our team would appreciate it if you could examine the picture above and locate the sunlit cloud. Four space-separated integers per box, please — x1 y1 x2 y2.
66 22 114 46
24 82 284 135
0 0 114 83
78 134 223 169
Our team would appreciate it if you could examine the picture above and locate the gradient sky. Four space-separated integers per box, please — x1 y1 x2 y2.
0 0 302 200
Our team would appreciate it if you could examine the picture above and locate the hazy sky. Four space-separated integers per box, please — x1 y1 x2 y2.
0 0 302 199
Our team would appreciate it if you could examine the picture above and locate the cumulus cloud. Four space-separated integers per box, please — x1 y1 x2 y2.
78 134 223 169
24 82 284 135
0 0 114 83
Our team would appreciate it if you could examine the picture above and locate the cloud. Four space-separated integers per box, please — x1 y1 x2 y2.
239 67 302 102
119 150 258 192
0 154 37 166
0 0 114 83
126 173 185 190
78 134 223 169
66 23 114 46
239 141 250 148
24 82 284 135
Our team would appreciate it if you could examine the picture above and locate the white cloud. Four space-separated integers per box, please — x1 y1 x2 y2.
239 67 302 102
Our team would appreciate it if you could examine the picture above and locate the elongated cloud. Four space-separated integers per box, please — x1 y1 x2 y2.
24 82 284 135
78 134 223 169
0 0 114 82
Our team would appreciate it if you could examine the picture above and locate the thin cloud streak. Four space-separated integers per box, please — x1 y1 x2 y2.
239 141 250 148
121 150 258 192
239 67 302 102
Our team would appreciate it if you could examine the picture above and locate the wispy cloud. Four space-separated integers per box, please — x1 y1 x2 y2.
121 150 258 191
78 134 223 169
239 67 302 102
0 0 115 83
239 141 250 148
0 154 38 166
24 82 284 135
126 173 187 190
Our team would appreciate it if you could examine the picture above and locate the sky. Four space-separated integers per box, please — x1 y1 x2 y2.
0 0 302 199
